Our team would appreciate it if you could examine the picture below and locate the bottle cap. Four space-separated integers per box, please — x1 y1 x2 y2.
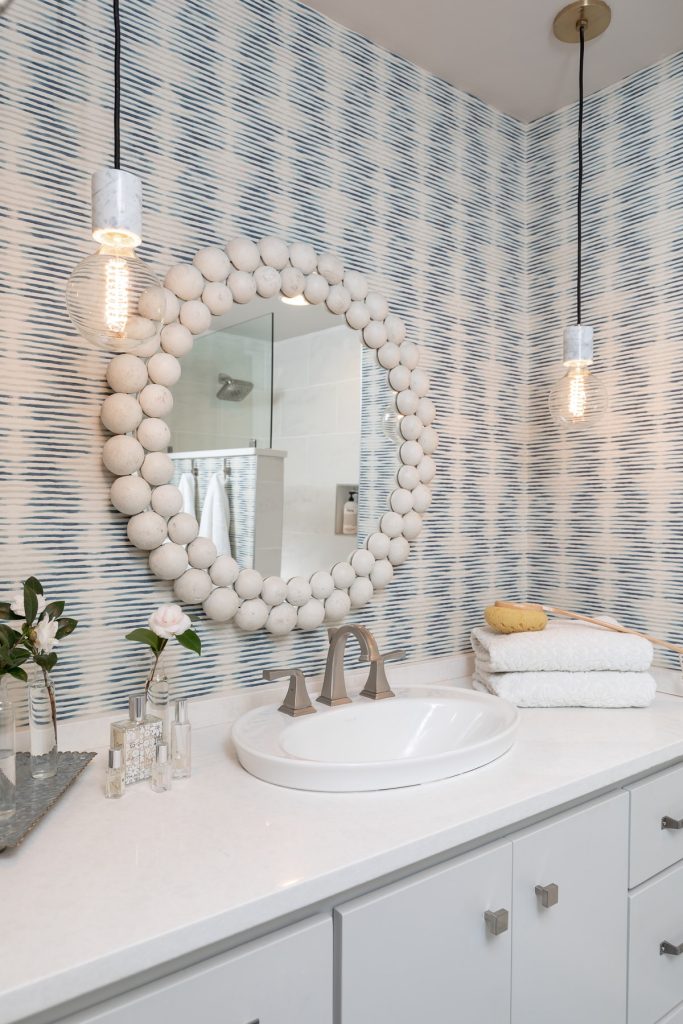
129 693 146 722
108 747 122 769
175 698 189 724
156 742 169 764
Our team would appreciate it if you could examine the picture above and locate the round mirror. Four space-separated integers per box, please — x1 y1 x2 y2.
102 236 437 634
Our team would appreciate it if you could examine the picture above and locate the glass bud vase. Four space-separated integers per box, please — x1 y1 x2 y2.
0 678 16 819
29 671 58 780
146 662 170 745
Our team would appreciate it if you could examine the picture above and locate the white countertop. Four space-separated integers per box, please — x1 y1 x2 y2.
4 663 683 1024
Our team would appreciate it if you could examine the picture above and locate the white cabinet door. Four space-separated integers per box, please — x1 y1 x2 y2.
337 840 512 1024
74 916 332 1024
512 791 629 1024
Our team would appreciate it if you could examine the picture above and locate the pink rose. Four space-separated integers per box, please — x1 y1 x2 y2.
148 604 191 640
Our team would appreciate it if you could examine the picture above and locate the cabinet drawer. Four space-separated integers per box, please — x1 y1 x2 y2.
71 916 332 1024
336 840 512 1024
628 762 683 887
629 861 683 1024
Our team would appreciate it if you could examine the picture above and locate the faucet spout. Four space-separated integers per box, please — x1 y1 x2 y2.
318 625 381 707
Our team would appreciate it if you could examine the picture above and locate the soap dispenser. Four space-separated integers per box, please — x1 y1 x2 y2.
110 693 162 784
342 490 358 535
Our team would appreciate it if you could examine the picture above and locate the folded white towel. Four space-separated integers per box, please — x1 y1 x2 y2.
199 471 231 556
471 619 653 674
178 472 196 518
473 665 656 708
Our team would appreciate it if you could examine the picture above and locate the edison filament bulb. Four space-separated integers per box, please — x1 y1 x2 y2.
66 170 164 352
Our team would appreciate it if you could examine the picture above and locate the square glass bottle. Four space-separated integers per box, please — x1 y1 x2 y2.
111 693 162 784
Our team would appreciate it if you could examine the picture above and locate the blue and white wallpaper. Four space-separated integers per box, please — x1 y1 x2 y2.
0 0 527 718
527 52 683 668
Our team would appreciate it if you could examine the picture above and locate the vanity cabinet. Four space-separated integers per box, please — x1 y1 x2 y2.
27 763 683 1024
71 916 333 1024
336 840 512 1024
337 791 628 1024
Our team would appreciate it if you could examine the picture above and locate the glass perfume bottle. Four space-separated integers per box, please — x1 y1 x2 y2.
170 699 191 779
104 747 125 799
110 693 162 784
151 742 172 792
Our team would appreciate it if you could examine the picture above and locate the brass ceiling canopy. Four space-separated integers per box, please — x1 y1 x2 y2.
553 0 611 43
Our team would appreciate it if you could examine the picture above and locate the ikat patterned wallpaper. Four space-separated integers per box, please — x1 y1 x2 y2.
3 0 681 719
527 51 683 668
1 0 527 717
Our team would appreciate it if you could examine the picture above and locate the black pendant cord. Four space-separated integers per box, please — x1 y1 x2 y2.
113 0 121 169
576 21 585 324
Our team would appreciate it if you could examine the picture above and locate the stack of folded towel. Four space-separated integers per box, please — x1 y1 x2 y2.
471 618 656 708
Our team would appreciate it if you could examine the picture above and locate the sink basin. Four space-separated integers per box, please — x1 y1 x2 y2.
232 686 518 792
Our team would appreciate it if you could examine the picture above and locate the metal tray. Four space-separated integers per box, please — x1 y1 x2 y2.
0 751 97 852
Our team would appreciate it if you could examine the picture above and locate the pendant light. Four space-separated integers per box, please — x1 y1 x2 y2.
66 0 163 352
548 1 610 429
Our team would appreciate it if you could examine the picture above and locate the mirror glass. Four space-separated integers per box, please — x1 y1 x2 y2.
166 297 362 579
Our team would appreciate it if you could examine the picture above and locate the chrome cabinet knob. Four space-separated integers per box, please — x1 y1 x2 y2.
661 941 683 956
484 908 509 935
535 883 559 908
661 816 683 830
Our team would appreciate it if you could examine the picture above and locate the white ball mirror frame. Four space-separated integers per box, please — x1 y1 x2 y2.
102 235 438 635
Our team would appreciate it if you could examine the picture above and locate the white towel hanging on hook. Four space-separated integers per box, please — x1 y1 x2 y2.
200 471 231 556
178 472 196 518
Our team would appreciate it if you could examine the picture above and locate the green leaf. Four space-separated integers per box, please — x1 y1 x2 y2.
23 584 38 626
55 617 77 640
7 666 27 682
35 652 58 672
45 601 65 620
0 602 18 620
24 576 43 595
175 629 201 656
125 628 162 653
0 624 19 645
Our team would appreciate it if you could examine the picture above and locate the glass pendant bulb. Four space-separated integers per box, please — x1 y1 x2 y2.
548 325 608 430
66 169 164 352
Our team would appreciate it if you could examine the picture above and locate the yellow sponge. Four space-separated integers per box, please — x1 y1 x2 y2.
484 604 548 634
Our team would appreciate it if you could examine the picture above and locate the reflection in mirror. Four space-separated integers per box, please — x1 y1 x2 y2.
166 297 361 580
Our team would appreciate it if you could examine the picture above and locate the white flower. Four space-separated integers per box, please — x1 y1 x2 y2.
148 604 191 640
9 590 46 619
34 615 59 654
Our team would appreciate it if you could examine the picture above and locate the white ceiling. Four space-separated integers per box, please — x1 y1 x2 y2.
301 0 683 121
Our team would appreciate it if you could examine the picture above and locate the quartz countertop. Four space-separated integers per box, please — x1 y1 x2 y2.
4 665 683 1024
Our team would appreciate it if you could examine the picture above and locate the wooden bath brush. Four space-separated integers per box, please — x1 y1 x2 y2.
484 600 683 657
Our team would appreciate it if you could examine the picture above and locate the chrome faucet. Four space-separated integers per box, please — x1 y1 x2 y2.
318 625 405 706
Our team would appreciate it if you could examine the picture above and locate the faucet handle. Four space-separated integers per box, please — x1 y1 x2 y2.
359 648 405 701
374 648 406 664
262 668 316 718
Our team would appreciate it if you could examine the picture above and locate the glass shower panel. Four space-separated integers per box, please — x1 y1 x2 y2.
166 313 273 453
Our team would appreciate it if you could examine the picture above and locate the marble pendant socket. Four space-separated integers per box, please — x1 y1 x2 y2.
91 169 142 247
103 235 437 634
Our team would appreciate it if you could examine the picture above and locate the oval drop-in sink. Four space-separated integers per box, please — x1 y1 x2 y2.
232 686 518 792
